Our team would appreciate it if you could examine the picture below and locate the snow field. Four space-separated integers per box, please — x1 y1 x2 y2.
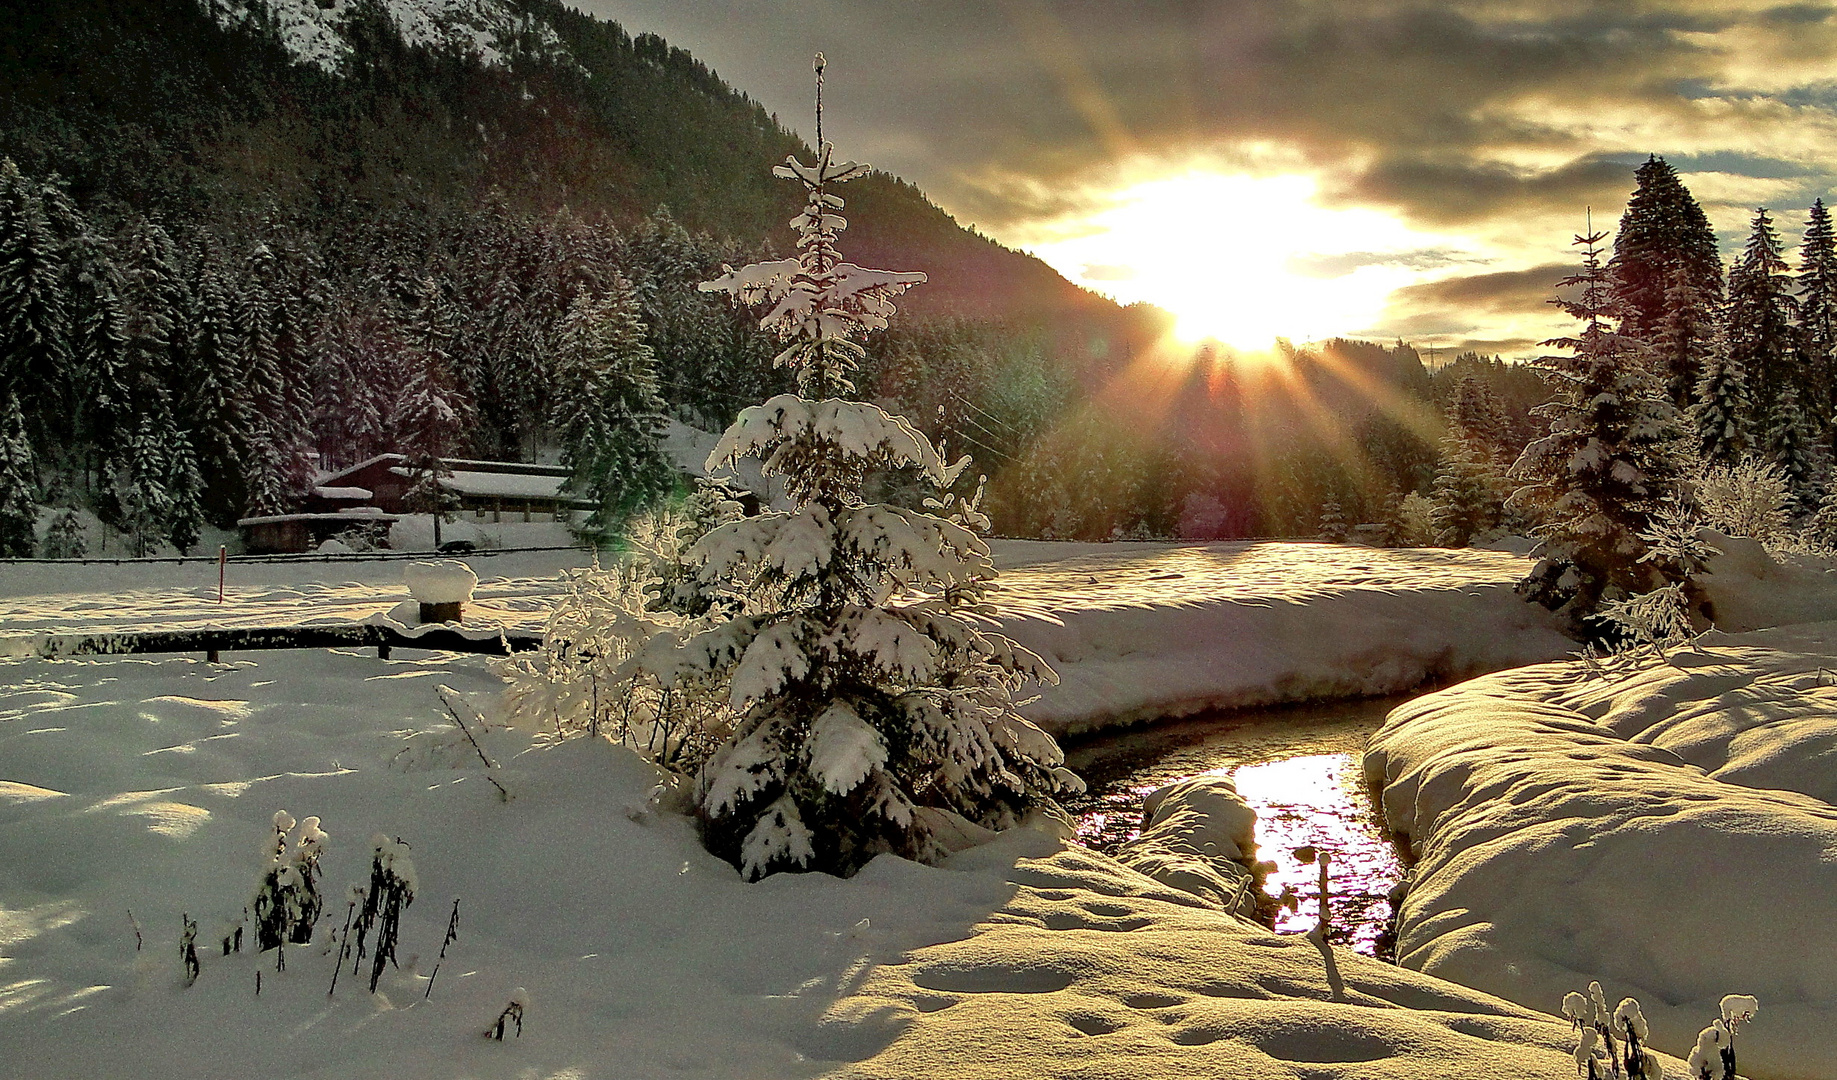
1365 624 1837 1080
0 645 1665 1079
990 540 1577 736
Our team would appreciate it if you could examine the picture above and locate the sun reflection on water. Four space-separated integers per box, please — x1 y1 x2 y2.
1064 701 1407 956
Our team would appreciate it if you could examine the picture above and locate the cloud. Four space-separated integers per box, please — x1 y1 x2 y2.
1389 264 1576 315
1285 248 1467 279
1078 263 1137 281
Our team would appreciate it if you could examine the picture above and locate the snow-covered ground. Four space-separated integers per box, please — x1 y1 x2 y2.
0 644 1665 1079
991 539 1575 736
1365 626 1837 1080
2 539 1575 731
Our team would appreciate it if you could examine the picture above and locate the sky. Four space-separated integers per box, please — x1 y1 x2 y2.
571 0 1837 358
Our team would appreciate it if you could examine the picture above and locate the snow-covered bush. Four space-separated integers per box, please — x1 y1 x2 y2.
1563 984 1661 1079
653 58 1080 879
1391 491 1438 547
1594 502 1720 648
251 810 326 952
348 834 416 995
1693 456 1792 542
1687 996 1759 1080
497 528 734 769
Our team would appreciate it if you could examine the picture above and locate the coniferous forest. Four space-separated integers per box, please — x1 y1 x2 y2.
7 1 1837 571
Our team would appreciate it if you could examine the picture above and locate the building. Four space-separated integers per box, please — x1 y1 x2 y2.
311 455 593 522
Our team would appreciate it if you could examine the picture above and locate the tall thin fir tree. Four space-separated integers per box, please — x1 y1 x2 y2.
1608 157 1725 406
185 253 246 526
0 159 71 458
114 407 172 558
1764 383 1822 514
0 392 38 557
551 278 675 543
1727 208 1800 417
643 55 1082 879
1511 223 1684 634
1797 199 1837 441
397 276 468 547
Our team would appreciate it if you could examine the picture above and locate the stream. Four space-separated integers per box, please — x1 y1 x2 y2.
1061 695 1412 957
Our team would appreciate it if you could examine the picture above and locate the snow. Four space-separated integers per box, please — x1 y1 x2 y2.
0 644 1674 1079
205 0 576 75
990 540 1576 736
389 467 570 501
311 486 372 500
402 560 478 605
1364 624 1837 1079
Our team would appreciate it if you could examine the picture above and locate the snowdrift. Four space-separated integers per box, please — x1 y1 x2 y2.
1366 623 1837 1080
0 646 1645 1079
991 540 1574 736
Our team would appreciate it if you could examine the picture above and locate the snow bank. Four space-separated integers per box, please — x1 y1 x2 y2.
1365 626 1837 1079
1113 776 1261 916
1696 529 1837 631
0 645 1679 1080
991 540 1574 736
402 559 478 605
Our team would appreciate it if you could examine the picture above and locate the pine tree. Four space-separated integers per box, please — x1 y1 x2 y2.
1691 325 1753 467
0 393 38 557
185 253 245 526
115 407 172 557
40 506 85 558
1316 499 1347 542
0 159 71 453
1609 157 1725 405
397 278 468 544
1512 226 1683 633
1727 208 1801 416
552 280 674 541
1798 199 1837 438
1764 384 1822 513
164 427 205 554
647 57 1081 879
1431 430 1506 547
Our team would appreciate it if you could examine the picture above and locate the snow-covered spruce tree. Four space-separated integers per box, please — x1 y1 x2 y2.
1511 227 1684 634
0 392 37 557
1315 499 1347 542
397 277 468 545
0 159 72 452
1430 432 1505 548
114 407 172 557
1727 208 1801 417
658 57 1079 879
1691 323 1753 467
552 280 675 543
1799 199 1837 431
1762 383 1823 513
1609 156 1725 406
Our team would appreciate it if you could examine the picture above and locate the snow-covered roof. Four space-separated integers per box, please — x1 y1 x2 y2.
237 510 400 526
312 486 373 500
385 468 569 500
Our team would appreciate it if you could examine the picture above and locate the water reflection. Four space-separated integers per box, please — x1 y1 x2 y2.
1063 697 1407 956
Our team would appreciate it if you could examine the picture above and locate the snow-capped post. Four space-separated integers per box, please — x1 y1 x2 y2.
405 559 477 624
674 57 1080 880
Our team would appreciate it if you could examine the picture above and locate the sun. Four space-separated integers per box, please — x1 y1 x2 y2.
1025 170 1462 351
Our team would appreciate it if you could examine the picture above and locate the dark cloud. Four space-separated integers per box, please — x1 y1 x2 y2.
571 1 1837 261
1390 264 1575 314
1339 155 1639 225
1285 248 1466 279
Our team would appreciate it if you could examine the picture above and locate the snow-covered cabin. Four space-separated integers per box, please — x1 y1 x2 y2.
314 454 592 522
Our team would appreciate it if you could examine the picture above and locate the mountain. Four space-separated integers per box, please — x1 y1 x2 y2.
0 0 1154 337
